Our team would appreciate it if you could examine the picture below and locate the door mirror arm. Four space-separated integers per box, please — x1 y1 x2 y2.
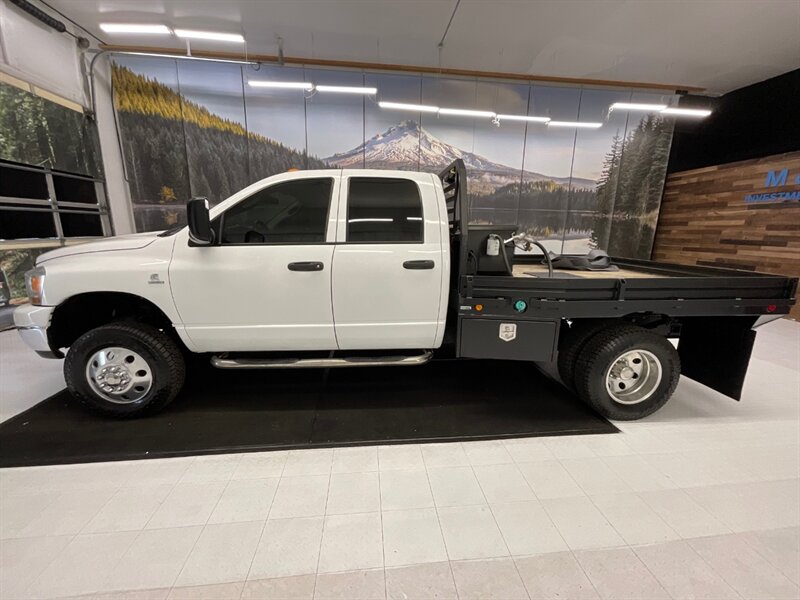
187 197 214 246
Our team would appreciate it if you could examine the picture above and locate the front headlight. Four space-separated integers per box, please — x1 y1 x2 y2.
25 266 46 305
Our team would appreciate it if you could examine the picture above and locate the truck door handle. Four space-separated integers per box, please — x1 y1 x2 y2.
403 260 435 270
288 261 324 272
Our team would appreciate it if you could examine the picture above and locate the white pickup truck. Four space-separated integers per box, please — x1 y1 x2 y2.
14 160 797 419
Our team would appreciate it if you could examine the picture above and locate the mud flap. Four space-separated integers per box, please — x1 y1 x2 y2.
677 316 758 401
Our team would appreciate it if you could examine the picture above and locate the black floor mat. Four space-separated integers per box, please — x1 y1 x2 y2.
0 360 617 467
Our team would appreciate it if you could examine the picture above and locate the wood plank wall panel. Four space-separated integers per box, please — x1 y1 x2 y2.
652 151 800 319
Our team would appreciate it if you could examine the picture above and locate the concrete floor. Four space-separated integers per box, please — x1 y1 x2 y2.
0 319 798 599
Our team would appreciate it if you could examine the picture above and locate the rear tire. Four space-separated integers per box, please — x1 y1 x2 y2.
574 325 680 421
557 320 611 390
64 321 185 418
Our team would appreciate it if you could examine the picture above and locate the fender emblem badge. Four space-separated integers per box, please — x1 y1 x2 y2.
499 323 517 342
148 273 165 285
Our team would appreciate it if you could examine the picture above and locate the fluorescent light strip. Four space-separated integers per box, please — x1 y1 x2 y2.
379 101 439 113
249 81 313 90
349 218 394 223
316 85 377 94
496 114 550 123
661 107 712 117
610 102 667 111
174 29 245 43
548 121 603 128
100 23 170 34
439 107 496 118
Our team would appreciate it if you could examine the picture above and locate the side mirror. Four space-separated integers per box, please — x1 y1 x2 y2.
187 197 213 245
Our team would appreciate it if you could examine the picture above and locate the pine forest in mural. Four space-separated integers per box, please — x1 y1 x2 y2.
0 83 101 177
111 58 675 258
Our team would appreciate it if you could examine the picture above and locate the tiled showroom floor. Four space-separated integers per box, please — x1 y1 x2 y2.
0 319 798 599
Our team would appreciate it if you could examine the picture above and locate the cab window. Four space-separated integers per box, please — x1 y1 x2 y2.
346 178 423 243
220 178 332 244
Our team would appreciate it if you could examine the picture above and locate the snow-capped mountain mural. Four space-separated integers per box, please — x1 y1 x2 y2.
110 57 674 259
323 120 596 192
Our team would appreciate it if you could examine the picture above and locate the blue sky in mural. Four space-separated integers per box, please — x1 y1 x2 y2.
243 64 308 151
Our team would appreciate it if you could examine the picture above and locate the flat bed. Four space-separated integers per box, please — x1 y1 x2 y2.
468 257 795 320
439 159 797 405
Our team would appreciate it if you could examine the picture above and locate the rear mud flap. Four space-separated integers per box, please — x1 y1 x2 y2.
677 316 758 401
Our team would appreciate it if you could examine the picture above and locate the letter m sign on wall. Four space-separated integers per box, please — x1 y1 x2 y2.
765 169 788 187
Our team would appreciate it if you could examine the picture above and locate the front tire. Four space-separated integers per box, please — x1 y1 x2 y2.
574 325 680 421
64 322 185 418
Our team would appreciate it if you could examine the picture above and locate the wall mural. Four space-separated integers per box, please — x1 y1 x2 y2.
0 82 102 177
112 56 676 258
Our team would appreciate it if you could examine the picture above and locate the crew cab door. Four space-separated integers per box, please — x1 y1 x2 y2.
331 172 448 350
169 173 340 352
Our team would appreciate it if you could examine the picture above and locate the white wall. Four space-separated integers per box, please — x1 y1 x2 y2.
0 0 86 105
92 57 135 234
0 1 134 234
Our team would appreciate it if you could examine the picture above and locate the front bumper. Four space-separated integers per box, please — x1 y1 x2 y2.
14 304 56 355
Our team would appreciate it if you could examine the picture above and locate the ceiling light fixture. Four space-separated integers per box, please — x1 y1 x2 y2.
249 81 313 90
548 121 603 128
99 24 171 34
174 29 245 43
496 114 551 123
610 102 668 112
660 107 712 118
315 85 377 94
378 101 440 113
439 108 497 118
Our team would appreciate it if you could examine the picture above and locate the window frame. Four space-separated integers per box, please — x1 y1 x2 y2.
214 176 336 247
0 160 111 249
344 176 425 245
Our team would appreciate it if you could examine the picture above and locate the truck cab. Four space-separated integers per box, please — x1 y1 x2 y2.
169 169 449 353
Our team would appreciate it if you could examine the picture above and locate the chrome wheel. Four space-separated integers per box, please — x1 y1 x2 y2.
605 349 662 405
85 347 153 404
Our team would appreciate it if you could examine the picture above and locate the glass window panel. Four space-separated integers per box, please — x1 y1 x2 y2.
419 77 476 173
243 64 312 180
221 178 332 244
364 73 422 171
305 68 365 168
0 164 49 199
176 60 250 204
347 178 422 243
112 56 191 230
60 211 103 237
519 85 581 253
469 80 529 225
135 206 185 233
606 91 677 257
0 207 56 240
563 210 602 254
52 175 97 204
566 88 631 253
513 209 565 255
0 83 101 176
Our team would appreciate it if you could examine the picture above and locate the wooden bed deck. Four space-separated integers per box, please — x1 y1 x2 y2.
512 264 667 279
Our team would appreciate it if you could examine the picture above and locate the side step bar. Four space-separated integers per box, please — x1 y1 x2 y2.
211 351 433 370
